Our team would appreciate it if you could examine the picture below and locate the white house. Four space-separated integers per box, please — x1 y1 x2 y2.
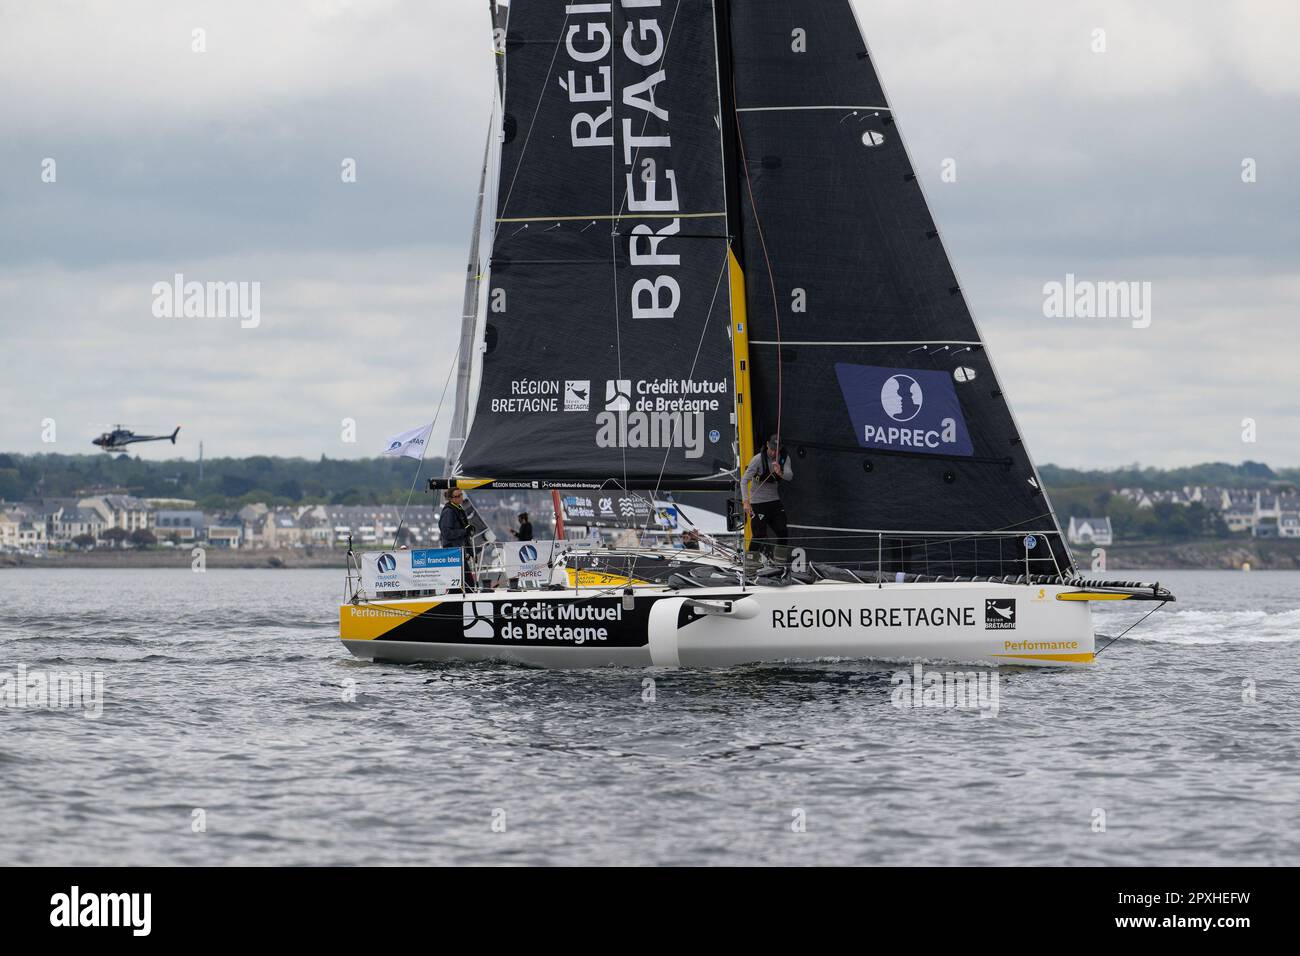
56 506 107 544
1223 504 1255 534
0 510 21 549
257 510 308 548
154 509 205 544
1 507 48 550
80 494 153 532
1254 494 1282 537
1067 516 1113 547
206 521 242 549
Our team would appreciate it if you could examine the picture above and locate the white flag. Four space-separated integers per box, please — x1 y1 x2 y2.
382 422 433 460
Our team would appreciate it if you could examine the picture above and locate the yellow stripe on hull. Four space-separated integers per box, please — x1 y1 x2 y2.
450 478 496 490
992 652 1095 664
340 601 440 641
565 569 649 588
1056 592 1132 602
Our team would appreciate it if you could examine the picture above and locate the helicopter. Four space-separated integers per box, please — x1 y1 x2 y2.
93 425 181 452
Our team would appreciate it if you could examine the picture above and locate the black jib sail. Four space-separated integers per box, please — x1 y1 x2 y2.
724 0 1074 576
454 0 738 484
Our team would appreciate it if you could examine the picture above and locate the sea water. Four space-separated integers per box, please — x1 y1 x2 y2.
0 568 1296 865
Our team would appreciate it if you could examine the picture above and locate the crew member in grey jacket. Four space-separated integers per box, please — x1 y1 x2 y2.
742 434 793 550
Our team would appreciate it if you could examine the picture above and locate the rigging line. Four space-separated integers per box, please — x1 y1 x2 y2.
608 5 629 494
635 244 733 551
1094 602 1165 656
732 105 783 448
498 8 574 219
603 6 646 497
749 339 982 346
781 516 1068 558
391 352 459 548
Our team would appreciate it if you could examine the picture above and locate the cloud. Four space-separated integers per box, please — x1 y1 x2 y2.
0 0 1296 468
0 247 467 458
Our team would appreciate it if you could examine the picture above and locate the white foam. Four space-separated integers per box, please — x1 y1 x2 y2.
1105 607 1300 645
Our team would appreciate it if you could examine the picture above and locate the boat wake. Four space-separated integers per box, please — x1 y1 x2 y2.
1108 606 1300 645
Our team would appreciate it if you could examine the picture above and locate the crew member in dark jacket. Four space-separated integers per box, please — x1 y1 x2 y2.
513 512 533 542
439 489 475 588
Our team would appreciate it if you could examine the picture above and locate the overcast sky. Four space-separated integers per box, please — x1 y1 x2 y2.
1 0 1296 469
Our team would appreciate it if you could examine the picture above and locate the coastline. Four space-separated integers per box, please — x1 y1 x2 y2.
0 548 344 570
1091 538 1300 571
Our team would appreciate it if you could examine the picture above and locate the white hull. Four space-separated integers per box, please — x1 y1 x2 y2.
340 580 1097 668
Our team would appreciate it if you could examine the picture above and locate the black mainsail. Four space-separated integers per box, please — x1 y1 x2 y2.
723 0 1073 576
454 0 739 484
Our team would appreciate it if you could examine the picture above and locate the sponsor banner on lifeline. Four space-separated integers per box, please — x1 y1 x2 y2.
561 493 675 529
501 540 570 585
361 548 463 592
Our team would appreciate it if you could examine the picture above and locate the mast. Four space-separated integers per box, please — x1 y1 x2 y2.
446 1 511 476
714 0 754 465
714 0 755 543
445 126 493 476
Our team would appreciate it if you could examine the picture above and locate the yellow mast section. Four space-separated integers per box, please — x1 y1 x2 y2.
728 248 755 545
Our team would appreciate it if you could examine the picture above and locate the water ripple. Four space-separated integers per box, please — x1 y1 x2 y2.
1 567 1298 865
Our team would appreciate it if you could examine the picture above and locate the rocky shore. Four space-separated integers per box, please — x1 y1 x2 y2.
1098 538 1300 571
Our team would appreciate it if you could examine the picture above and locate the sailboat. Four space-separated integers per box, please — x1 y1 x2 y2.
340 0 1173 668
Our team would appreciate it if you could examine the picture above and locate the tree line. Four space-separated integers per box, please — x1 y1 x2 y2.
0 453 446 512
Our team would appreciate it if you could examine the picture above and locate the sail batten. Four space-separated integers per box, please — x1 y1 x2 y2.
736 104 891 112
495 211 727 223
750 340 984 346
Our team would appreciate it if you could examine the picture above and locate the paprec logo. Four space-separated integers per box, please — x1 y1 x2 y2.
881 374 923 422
